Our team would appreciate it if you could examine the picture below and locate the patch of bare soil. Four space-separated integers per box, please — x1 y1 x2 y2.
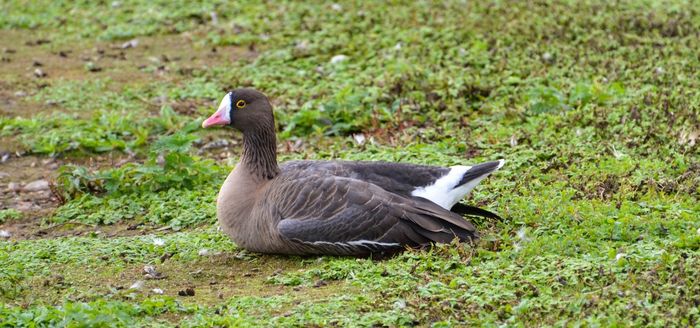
10 252 351 312
0 29 253 117
0 153 149 240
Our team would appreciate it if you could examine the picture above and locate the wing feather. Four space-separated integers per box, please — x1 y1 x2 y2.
271 173 477 256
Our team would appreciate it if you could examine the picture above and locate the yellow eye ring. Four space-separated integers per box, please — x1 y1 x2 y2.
236 100 246 108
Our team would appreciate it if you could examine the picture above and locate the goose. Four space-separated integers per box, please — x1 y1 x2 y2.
201 88 504 256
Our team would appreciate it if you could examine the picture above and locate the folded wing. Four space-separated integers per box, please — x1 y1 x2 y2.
271 174 478 256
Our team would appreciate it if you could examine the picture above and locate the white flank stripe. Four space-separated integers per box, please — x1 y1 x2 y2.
310 240 400 248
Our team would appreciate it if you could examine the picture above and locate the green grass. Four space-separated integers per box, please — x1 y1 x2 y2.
1 0 699 326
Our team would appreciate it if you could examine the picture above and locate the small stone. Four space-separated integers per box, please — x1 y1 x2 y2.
313 280 327 288
129 280 144 290
143 265 156 275
201 139 231 151
14 91 27 97
331 3 342 11
0 172 9 179
353 133 366 146
23 179 49 192
510 135 518 147
0 230 11 238
33 68 46 78
143 265 166 280
16 201 34 211
151 288 164 294
330 54 348 64
85 62 102 72
198 248 209 256
654 67 665 75
8 182 21 192
153 238 165 246
615 253 626 261
542 52 553 62
159 252 173 262
121 39 139 49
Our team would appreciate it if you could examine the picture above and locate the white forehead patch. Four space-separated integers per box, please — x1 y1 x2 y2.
217 93 232 122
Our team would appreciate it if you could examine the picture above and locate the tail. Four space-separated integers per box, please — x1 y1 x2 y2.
411 159 505 210
456 159 505 187
450 159 504 220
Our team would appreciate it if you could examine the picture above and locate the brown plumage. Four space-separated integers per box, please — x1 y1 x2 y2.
202 88 504 256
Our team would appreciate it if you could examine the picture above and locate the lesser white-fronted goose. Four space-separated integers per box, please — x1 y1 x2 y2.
202 88 504 256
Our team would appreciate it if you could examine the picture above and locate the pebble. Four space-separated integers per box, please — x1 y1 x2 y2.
85 61 102 72
8 182 20 192
542 52 553 62
23 179 49 192
14 91 27 97
129 280 144 290
16 202 34 211
201 139 231 151
151 288 164 295
121 39 139 49
0 230 11 238
33 68 46 78
353 134 366 146
330 54 348 64
0 172 9 179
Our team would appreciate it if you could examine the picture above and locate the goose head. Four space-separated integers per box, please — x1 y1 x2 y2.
201 88 274 133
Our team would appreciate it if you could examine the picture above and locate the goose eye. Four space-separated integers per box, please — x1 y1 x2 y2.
236 100 246 109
